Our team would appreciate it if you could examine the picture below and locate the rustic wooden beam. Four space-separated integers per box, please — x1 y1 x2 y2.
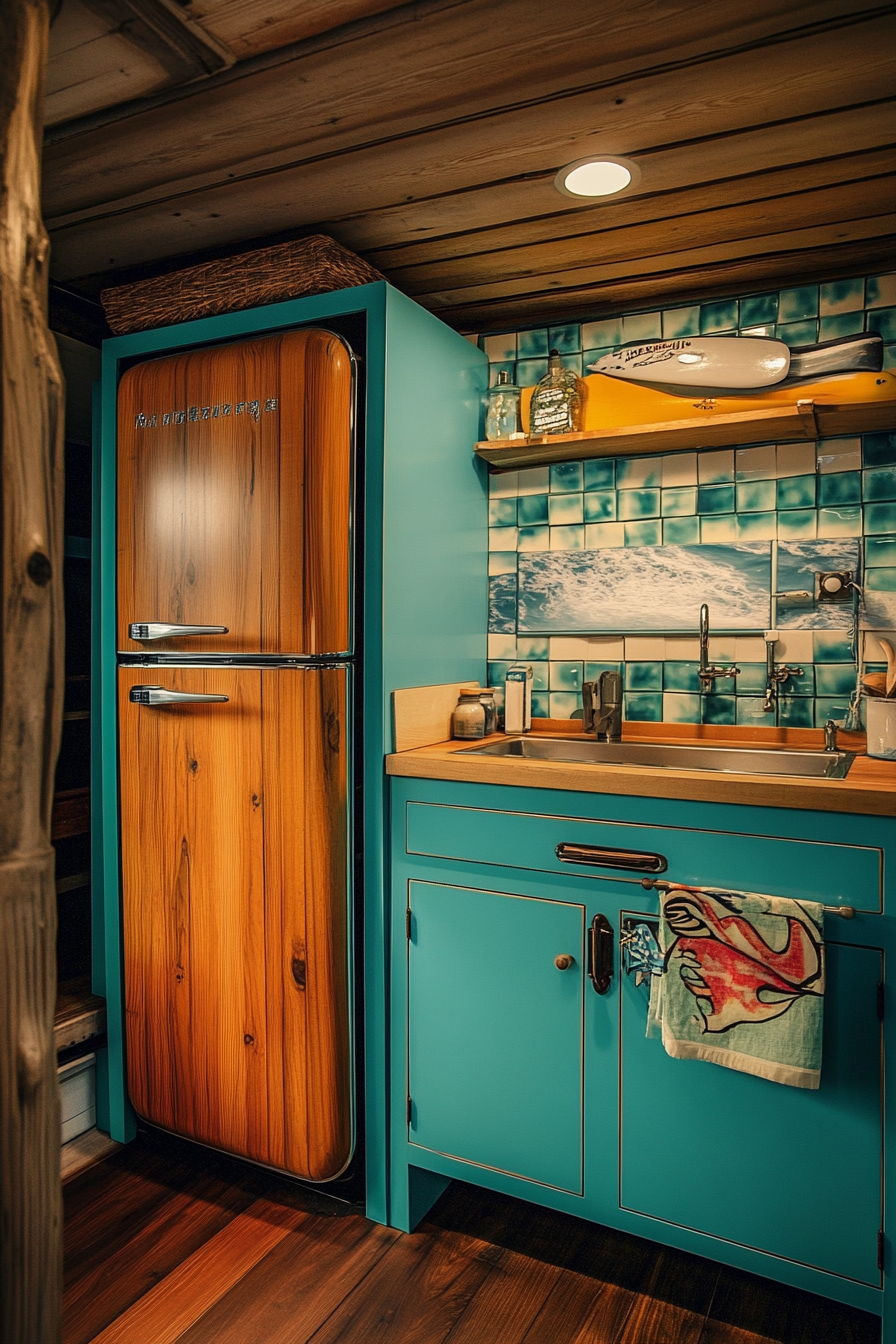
0 1 65 1340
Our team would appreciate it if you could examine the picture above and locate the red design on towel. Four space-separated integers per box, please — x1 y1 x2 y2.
663 888 822 1033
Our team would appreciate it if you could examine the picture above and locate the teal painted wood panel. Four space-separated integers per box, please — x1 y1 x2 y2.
620 940 883 1286
408 880 584 1192
405 801 880 912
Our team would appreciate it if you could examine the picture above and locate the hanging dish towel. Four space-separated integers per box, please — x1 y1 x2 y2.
647 884 825 1088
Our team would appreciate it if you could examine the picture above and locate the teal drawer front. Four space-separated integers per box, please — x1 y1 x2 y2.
405 802 881 913
407 880 584 1193
620 939 883 1287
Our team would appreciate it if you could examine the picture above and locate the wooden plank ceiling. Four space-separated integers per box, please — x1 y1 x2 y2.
44 0 896 332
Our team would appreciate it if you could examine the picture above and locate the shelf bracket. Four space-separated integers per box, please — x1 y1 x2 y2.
796 398 819 438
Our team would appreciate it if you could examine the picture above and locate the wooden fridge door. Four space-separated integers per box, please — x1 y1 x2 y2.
119 665 351 1180
117 329 353 655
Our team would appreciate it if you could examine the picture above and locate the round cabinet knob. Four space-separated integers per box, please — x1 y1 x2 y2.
554 953 575 971
822 575 843 594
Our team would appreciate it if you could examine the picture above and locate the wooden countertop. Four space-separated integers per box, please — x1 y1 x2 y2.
386 721 896 817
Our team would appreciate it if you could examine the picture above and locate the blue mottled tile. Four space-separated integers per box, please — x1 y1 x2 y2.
813 631 855 662
867 536 896 566
736 697 770 725
584 490 617 522
865 502 896 532
488 633 517 660
623 311 662 342
517 635 550 660
820 277 864 314
531 691 550 718
517 328 549 359
663 306 700 338
698 483 735 514
617 456 662 488
584 660 623 683
819 313 864 341
776 475 816 510
583 347 612 372
815 697 851 727
549 691 581 719
662 486 697 517
664 662 701 693
778 320 818 347
488 551 517 576
778 696 814 728
489 497 517 527
531 662 549 691
483 333 517 362
700 514 736 543
548 323 581 353
781 664 815 695
517 493 549 526
581 318 622 351
550 660 583 690
624 520 662 546
779 285 818 322
489 573 517 632
863 466 896 501
583 458 616 491
735 663 767 695
624 692 662 722
559 352 583 375
740 293 778 327
487 661 512 686
698 449 734 484
488 361 516 387
869 307 896 342
489 526 518 551
626 661 663 691
663 692 702 724
736 512 776 540
817 506 862 537
776 509 816 540
549 525 584 550
866 273 896 308
818 471 861 507
702 694 735 725
516 357 548 387
517 525 550 551
550 461 584 493
549 492 584 525
663 516 700 545
737 479 776 512
618 488 660 520
701 299 738 333
863 433 896 468
866 568 896 592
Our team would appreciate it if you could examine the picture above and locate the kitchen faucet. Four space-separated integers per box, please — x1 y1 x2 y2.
761 631 803 712
583 670 622 741
698 604 739 686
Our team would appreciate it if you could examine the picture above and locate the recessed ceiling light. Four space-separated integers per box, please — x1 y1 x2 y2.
554 156 640 199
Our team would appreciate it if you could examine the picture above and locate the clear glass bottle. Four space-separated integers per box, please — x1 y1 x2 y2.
452 687 487 739
485 371 522 441
529 348 584 436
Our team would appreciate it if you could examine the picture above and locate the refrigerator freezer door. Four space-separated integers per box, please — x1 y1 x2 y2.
118 665 351 1181
117 329 352 656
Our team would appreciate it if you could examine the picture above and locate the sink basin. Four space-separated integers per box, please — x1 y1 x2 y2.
460 736 855 779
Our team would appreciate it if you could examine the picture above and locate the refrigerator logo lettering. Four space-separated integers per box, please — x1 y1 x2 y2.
134 398 279 429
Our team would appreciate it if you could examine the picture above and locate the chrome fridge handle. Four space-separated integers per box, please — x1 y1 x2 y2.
129 686 229 706
129 622 229 641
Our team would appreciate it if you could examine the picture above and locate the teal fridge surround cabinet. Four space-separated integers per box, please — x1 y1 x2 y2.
92 281 488 1221
389 774 894 1328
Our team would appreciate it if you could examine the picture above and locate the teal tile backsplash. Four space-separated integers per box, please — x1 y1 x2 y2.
482 271 896 728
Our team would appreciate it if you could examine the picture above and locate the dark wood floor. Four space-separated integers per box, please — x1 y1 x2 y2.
63 1128 879 1344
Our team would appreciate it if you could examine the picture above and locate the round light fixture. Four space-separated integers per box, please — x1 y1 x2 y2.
554 155 640 199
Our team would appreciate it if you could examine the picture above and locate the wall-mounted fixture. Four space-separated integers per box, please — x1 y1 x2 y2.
554 155 641 199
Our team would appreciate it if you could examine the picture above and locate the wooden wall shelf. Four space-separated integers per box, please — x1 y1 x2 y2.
475 397 896 471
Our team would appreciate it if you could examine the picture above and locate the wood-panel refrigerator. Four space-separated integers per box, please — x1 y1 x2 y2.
116 328 354 1180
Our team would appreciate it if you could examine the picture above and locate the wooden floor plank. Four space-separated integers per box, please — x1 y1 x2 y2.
520 1269 638 1344
175 1215 400 1344
700 1265 881 1344
441 1246 563 1344
85 1195 307 1344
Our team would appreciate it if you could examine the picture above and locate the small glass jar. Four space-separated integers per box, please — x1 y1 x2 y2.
452 687 487 739
485 371 522 441
479 690 497 736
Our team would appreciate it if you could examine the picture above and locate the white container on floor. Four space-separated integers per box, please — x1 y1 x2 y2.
864 696 896 760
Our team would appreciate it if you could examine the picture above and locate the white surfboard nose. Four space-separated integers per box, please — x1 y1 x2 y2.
588 336 791 389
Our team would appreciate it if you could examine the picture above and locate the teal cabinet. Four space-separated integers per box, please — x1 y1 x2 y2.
387 775 894 1329
408 880 584 1192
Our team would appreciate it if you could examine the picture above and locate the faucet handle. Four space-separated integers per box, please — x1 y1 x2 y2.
582 681 598 734
824 720 839 752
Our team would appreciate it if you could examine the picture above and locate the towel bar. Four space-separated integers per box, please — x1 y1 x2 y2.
639 877 855 920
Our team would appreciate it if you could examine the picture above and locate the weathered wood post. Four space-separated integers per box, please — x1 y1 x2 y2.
0 0 65 1340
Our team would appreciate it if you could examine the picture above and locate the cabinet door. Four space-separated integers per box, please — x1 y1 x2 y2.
620 938 882 1286
407 880 584 1192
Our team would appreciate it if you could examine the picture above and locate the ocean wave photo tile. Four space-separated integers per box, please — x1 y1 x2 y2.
517 543 771 633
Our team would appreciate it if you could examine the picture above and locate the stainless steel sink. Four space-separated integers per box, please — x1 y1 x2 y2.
460 736 855 779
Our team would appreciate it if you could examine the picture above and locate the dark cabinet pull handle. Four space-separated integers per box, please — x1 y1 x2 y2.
555 842 667 873
588 914 613 995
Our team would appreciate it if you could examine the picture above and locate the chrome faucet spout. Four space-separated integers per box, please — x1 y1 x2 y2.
697 604 739 686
